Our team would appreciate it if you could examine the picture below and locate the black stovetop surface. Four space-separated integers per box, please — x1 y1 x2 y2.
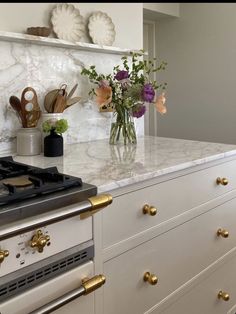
0 156 94 206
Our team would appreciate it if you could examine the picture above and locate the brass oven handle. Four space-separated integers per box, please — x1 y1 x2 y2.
29 274 106 314
0 194 113 240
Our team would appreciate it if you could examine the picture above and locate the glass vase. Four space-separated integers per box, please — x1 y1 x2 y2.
109 111 137 145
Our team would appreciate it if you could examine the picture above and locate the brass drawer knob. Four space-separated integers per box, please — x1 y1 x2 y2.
143 204 157 216
217 228 229 238
143 272 158 285
218 290 230 301
0 250 9 264
216 177 228 186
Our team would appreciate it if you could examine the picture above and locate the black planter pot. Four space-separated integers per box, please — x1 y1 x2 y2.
44 130 63 157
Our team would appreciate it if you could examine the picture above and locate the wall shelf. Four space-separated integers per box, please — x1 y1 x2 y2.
0 31 139 56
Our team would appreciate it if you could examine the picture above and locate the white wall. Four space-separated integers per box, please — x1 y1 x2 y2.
143 3 179 17
0 3 143 49
156 3 236 144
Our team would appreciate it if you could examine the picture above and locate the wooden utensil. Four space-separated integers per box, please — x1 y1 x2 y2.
21 87 41 127
67 83 78 100
9 95 27 127
53 87 67 113
65 96 81 109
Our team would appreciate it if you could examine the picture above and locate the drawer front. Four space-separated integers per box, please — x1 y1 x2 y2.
103 159 236 248
0 261 94 314
103 197 236 314
157 253 236 314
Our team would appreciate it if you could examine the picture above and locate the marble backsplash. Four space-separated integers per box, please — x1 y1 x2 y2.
0 38 144 154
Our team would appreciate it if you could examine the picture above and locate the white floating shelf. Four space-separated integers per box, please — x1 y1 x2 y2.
0 31 142 56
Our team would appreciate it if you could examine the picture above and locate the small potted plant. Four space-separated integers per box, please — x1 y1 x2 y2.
42 118 68 157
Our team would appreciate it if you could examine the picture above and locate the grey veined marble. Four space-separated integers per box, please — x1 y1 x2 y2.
14 136 236 193
0 39 144 154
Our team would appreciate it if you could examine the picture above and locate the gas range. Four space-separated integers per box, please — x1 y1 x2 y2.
0 156 112 314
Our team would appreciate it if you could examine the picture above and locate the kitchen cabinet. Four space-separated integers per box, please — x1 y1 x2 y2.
13 136 236 314
98 157 236 314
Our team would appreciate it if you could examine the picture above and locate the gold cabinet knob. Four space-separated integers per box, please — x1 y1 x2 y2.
143 271 158 285
218 290 230 301
143 204 157 216
217 228 229 238
0 250 9 264
216 177 228 186
29 230 50 253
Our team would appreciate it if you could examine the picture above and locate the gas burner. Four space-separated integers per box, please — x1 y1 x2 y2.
0 156 83 205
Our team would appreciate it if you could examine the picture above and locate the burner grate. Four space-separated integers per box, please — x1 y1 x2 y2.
0 157 83 205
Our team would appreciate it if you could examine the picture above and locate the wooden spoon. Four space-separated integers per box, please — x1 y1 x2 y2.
65 96 81 109
9 95 27 127
67 83 78 100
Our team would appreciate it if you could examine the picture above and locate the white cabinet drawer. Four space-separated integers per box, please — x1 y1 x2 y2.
103 159 236 248
156 253 236 314
103 197 236 314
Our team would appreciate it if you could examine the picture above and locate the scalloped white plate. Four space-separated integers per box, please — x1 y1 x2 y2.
88 11 116 46
51 4 85 42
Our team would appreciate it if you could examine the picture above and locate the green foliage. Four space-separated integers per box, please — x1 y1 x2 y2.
42 119 69 135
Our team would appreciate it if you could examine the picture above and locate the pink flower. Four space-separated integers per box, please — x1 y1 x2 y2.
98 80 110 88
95 86 112 107
155 92 167 114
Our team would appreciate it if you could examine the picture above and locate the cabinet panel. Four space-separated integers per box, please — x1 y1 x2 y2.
155 253 236 314
103 197 236 314
103 159 236 248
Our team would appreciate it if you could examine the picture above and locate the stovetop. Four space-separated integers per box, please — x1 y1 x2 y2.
0 156 97 225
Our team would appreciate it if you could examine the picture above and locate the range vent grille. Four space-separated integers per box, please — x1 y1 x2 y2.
0 246 93 302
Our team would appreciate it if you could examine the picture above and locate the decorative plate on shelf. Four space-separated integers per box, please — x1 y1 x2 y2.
88 11 116 46
51 3 85 42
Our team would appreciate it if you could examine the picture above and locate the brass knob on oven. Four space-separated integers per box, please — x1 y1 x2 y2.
216 177 228 186
0 250 9 264
143 272 158 285
143 204 157 216
29 230 50 253
217 228 229 238
218 290 230 301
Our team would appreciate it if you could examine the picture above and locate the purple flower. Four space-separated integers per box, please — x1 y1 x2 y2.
115 70 129 81
141 83 155 102
132 104 146 118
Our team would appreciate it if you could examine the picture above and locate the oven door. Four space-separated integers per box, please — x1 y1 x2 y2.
0 261 101 314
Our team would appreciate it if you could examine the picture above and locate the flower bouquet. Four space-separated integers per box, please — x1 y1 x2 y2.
81 50 167 145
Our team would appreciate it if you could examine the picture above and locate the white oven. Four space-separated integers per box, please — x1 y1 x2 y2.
0 194 112 314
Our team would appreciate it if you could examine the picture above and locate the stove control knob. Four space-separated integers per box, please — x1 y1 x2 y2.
0 250 9 264
29 230 50 253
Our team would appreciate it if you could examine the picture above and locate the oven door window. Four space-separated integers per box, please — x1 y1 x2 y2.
0 261 94 314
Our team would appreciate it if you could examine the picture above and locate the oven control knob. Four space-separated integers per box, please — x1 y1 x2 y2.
0 250 9 264
29 230 50 253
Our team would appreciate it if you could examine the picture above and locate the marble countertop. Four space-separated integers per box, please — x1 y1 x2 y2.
14 136 236 193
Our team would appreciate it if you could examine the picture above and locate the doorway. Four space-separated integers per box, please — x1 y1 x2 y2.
143 20 157 136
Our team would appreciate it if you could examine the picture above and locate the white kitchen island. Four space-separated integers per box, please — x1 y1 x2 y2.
14 136 236 314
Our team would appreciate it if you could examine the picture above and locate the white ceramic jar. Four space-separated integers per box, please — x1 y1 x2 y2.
16 128 42 156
